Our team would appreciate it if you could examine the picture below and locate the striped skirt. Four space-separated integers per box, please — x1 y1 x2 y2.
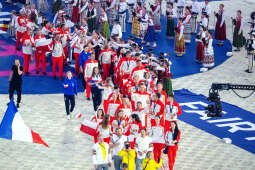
175 33 185 54
203 53 215 68
132 17 140 38
184 23 192 41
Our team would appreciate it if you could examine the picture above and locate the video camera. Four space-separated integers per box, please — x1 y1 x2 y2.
205 90 223 117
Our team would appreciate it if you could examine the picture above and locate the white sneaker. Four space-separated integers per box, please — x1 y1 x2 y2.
70 112 73 119
67 115 71 120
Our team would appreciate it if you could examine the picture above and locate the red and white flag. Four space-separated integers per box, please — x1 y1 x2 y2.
80 119 97 136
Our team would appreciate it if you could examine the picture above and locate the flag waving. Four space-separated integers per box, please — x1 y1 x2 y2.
0 100 49 147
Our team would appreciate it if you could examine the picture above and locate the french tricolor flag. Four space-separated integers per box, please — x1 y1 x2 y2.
0 100 49 147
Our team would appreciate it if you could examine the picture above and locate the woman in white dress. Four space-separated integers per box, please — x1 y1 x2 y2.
203 30 215 68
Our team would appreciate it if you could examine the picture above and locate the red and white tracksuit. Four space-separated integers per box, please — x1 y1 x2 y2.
126 121 142 149
51 40 64 77
96 123 111 144
112 54 122 84
34 35 47 73
91 115 103 143
42 26 53 37
16 16 30 49
130 66 149 81
115 104 132 122
165 129 181 170
101 85 113 114
58 28 70 64
150 99 165 127
131 91 151 110
72 36 83 74
116 57 137 86
132 106 149 129
165 101 182 130
22 32 34 73
99 49 115 80
106 99 122 120
141 78 155 93
111 117 127 133
84 59 98 98
154 90 168 106
150 124 165 162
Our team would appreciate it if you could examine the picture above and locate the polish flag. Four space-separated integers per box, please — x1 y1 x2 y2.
0 100 49 147
80 119 97 136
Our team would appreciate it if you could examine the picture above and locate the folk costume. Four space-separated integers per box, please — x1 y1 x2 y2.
71 0 81 23
118 1 128 32
151 0 161 32
166 6 175 38
86 6 97 33
127 0 136 23
106 0 117 26
215 9 226 45
176 0 185 18
232 15 245 50
144 18 156 46
195 29 206 63
183 9 192 43
138 8 148 39
132 5 142 38
175 20 185 56
191 0 200 34
100 11 110 38
203 33 214 68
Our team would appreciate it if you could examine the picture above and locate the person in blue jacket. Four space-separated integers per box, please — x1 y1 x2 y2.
63 71 77 120
79 45 91 90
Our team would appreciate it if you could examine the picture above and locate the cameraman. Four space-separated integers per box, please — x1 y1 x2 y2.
118 141 136 170
8 59 23 108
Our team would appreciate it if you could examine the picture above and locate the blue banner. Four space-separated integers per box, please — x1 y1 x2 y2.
174 89 255 154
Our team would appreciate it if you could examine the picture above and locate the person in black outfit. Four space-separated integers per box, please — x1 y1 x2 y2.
9 59 23 108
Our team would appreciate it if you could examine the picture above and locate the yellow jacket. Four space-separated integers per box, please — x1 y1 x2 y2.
142 158 163 170
118 149 136 170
